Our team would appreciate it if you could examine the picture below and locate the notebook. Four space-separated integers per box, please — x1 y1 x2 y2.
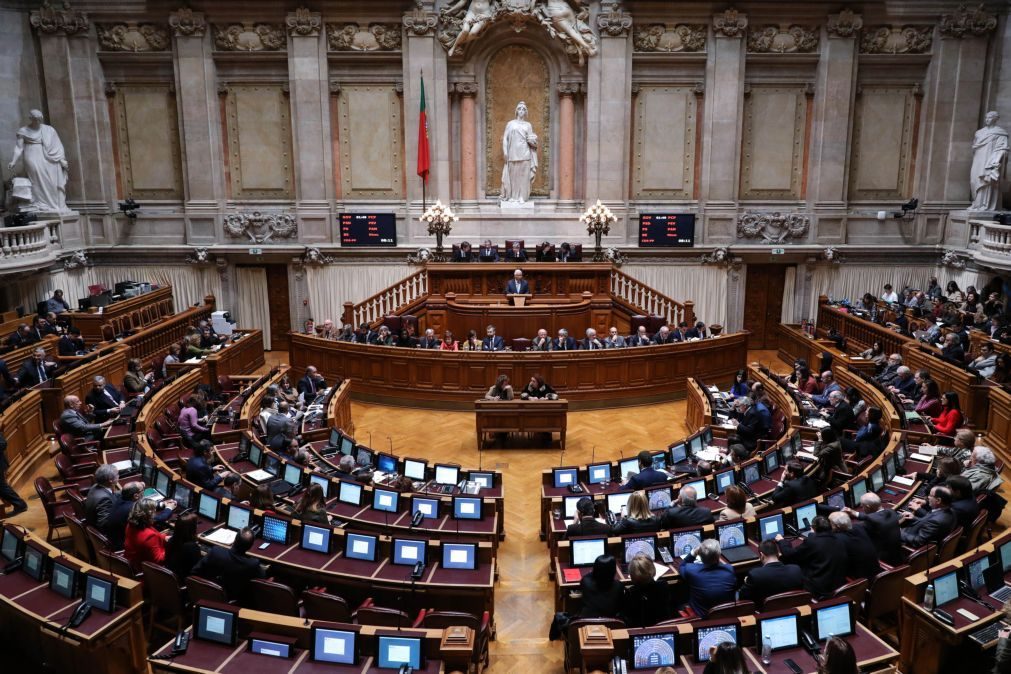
246 469 274 482
204 528 237 546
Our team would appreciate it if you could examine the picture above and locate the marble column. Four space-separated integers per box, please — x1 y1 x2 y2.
455 82 478 202
808 10 861 209
919 4 998 209
558 82 578 202
286 8 331 214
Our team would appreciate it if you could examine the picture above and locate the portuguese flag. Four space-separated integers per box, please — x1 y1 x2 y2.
417 73 430 182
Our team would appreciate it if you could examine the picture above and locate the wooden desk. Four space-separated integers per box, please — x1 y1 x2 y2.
776 323 877 376
119 298 215 364
0 389 50 491
64 285 174 342
0 334 59 377
475 398 568 449
204 330 266 384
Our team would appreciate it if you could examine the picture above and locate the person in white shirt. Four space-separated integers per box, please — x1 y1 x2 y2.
968 342 998 378
881 284 899 303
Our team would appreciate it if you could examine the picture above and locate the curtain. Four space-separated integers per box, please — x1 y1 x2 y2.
235 267 271 349
781 265 797 323
806 264 944 320
305 262 414 327
619 263 728 326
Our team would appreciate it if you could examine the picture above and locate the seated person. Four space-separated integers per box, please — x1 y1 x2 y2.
397 328 418 348
198 324 221 349
726 396 768 460
485 374 514 400
557 242 575 262
505 241 527 261
520 374 555 399
124 500 167 572
581 328 604 350
506 268 529 294
887 366 918 398
875 353 903 386
651 325 677 345
845 492 902 565
828 511 880 582
460 329 481 351
354 322 376 344
183 333 210 358
481 324 505 351
718 484 756 521
806 370 841 407
899 486 956 548
28 318 50 342
478 239 498 262
840 406 884 459
578 555 622 618
85 375 125 422
552 328 576 351
739 539 804 607
370 325 395 346
191 528 266 606
930 391 963 437
178 395 211 445
185 440 224 491
622 450 668 490
58 326 86 356
939 332 966 362
604 327 626 349
417 328 440 349
611 491 659 535
439 330 458 351
536 241 556 262
161 343 182 378
293 483 330 525
59 394 114 440
6 323 35 349
628 325 651 347
961 446 1003 494
822 390 856 435
968 341 998 378
318 319 338 340
215 473 241 501
679 539 737 617
530 328 551 351
566 497 610 538
686 321 707 339
776 515 848 599
46 289 71 314
660 485 714 529
914 379 943 418
17 347 56 387
619 554 671 627
672 322 690 341
452 241 473 262
770 461 818 507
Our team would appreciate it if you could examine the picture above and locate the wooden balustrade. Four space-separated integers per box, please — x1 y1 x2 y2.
342 269 428 327
610 268 694 327
118 296 215 363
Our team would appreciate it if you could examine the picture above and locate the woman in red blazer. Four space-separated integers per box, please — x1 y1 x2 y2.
124 499 166 571
930 391 964 437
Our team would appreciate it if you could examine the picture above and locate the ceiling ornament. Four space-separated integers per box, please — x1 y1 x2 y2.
736 211 810 243
96 23 170 52
633 23 706 52
713 8 747 38
328 23 402 51
747 24 819 53
939 3 997 38
859 26 933 54
826 10 863 38
169 8 206 37
222 212 297 243
286 7 321 37
213 23 286 51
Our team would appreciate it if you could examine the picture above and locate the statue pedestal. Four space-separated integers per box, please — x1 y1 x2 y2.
499 200 535 212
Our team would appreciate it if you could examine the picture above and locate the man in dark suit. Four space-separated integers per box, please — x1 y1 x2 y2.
886 366 918 398
186 440 224 491
265 406 295 452
651 326 677 345
946 476 981 529
552 328 576 351
771 461 819 507
354 322 376 344
686 321 707 340
581 328 604 350
679 539 737 617
823 390 856 435
58 326 86 356
104 482 172 550
530 329 551 351
85 375 124 422
17 348 56 387
506 269 529 295
452 241 473 262
900 486 957 548
6 324 35 349
59 395 113 440
846 492 902 565
297 366 325 399
728 396 768 460
629 326 651 347
566 497 610 538
191 528 266 605
660 485 715 529
417 329 441 349
85 464 120 530
505 242 527 261
0 428 27 514
777 516 848 599
739 539 804 606
623 450 668 490
478 239 498 262
829 511 880 582
939 333 966 363
0 359 17 403
481 325 505 351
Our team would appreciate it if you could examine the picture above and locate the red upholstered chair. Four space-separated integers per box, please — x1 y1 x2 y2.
646 315 667 334
301 590 353 623
249 579 302 617
141 562 186 641
864 565 909 630
353 605 424 628
86 526 113 563
34 477 76 543
381 315 402 333
935 527 963 564
706 600 756 620
186 576 231 605
54 454 95 491
762 590 812 611
630 315 649 336
831 578 869 606
511 338 531 352
65 514 94 564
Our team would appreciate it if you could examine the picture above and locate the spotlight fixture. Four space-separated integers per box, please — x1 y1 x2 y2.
118 198 140 220
876 197 918 221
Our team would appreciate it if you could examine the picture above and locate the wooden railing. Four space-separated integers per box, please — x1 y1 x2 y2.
342 269 428 327
609 268 695 327
119 296 215 363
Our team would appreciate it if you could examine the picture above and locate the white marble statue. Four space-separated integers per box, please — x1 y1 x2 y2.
8 109 70 214
969 111 1008 212
535 0 598 62
444 0 496 56
501 101 538 204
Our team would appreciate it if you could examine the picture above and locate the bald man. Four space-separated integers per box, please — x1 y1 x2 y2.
59 395 113 440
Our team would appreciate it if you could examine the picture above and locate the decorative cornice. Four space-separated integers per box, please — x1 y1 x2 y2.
96 22 170 52
185 247 211 265
213 23 286 51
222 211 297 244
713 8 747 38
286 7 322 37
826 9 863 39
168 7 205 37
327 23 402 51
596 1 633 37
31 1 88 37
453 81 478 96
403 1 437 37
939 3 997 38
736 211 810 243
747 24 819 53
633 23 706 52
859 25 933 54
62 250 89 270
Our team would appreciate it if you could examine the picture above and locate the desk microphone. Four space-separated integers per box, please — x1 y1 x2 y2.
368 431 373 448
559 447 564 467
591 446 596 465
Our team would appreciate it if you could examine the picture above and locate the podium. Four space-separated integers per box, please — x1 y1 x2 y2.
508 293 532 307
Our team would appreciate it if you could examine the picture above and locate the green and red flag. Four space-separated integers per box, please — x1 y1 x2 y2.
416 73 430 182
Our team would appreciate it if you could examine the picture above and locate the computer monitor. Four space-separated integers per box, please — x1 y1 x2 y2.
758 513 784 541
606 491 632 515
301 524 333 554
339 435 355 456
682 480 706 500
338 481 363 506
237 434 251 457
262 514 290 545
689 435 704 455
1000 540 1011 572
141 457 155 484
897 442 907 468
742 462 761 485
966 555 989 591
814 601 854 640
264 454 281 477
198 492 220 522
311 626 358 665
794 502 818 532
714 469 735 495
469 471 494 489
825 489 846 512
587 463 612 484
355 446 373 468
373 489 399 513
376 635 423 670
83 572 116 613
850 478 868 506
790 433 802 454
392 539 426 566
884 453 897 481
226 503 251 531
173 482 193 510
1 528 21 562
49 560 79 599
764 450 780 474
309 473 330 498
759 613 800 651
717 521 747 550
154 469 171 497
412 497 440 520
453 496 482 520
570 537 606 567
344 532 377 562
630 632 677 670
622 535 657 563
434 464 460 485
249 636 295 659
644 486 671 511
703 428 714 446
870 467 885 493
376 453 398 474
618 458 639 479
403 458 427 481
553 467 579 488
933 570 959 607
194 604 239 646
651 452 667 470
670 528 703 557
442 542 477 570
563 495 583 520
23 543 45 581
283 463 303 487
248 442 263 468
780 440 795 462
695 622 738 663
328 428 342 448
670 443 687 464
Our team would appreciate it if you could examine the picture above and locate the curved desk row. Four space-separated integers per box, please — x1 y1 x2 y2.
289 331 748 410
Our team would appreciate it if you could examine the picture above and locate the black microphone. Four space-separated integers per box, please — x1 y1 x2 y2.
559 447 564 467
591 445 596 465
388 435 393 454
368 431 373 448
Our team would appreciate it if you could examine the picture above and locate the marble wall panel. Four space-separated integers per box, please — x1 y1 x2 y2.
337 84 404 199
114 86 182 200
849 86 916 201
632 86 696 199
225 85 294 199
740 86 807 199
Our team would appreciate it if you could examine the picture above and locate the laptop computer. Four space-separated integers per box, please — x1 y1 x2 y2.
717 521 758 563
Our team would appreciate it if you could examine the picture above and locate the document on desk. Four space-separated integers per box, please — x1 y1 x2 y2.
916 445 940 457
909 453 935 464
806 418 830 429
652 562 669 581
891 475 915 487
204 528 238 546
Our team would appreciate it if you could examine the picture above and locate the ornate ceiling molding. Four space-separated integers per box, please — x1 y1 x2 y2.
713 8 747 38
859 25 933 54
747 24 819 53
96 23 170 52
939 3 997 38
31 1 88 36
213 23 286 51
222 212 297 244
286 7 322 37
826 9 863 38
633 23 706 52
736 211 810 243
327 23 402 51
168 8 205 37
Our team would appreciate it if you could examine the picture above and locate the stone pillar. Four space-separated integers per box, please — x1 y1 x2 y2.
168 8 224 212
919 4 998 209
285 7 331 209
455 82 478 202
558 82 578 202
700 8 747 207
808 10 862 208
584 2 633 204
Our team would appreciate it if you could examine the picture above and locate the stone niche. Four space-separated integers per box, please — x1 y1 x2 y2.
484 44 551 198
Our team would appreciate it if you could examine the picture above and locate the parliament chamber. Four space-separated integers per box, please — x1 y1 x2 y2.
2 1 1011 673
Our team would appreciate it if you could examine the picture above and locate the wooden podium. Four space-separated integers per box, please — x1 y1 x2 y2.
507 293 531 307
475 398 568 449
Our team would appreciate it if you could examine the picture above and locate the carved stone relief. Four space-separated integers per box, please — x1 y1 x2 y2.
939 4 997 38
62 250 89 269
285 7 321 37
223 212 297 244
327 23 402 51
859 26 933 54
737 212 810 243
403 1 438 36
713 8 747 38
633 24 706 52
747 25 819 53
96 23 170 52
30 0 88 36
826 10 862 38
169 8 206 37
596 2 633 37
213 23 286 51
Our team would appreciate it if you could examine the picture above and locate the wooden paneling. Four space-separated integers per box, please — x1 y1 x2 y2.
205 330 266 384
743 264 787 349
0 390 49 489
64 285 174 342
265 265 291 351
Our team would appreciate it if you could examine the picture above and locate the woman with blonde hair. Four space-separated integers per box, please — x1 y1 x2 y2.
612 491 659 535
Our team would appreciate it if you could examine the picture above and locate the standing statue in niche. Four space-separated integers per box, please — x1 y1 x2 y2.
969 111 1008 212
8 109 70 214
501 101 538 204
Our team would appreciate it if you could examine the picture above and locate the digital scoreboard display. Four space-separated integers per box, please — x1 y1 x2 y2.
638 213 696 247
339 213 397 247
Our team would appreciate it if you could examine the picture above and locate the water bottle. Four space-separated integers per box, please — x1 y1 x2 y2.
924 583 935 611
761 635 772 665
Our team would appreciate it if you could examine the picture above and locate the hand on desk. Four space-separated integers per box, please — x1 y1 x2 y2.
899 511 916 523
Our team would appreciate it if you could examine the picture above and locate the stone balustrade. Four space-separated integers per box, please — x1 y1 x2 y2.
969 219 1011 271
0 220 62 274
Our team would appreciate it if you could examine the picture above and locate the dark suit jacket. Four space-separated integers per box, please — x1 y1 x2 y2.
941 344 966 363
506 279 529 294
551 337 577 351
686 328 706 339
660 505 715 530
297 375 323 398
739 561 805 606
451 248 472 262
566 517 611 539
192 547 266 605
900 507 956 548
481 335 505 351
104 496 133 550
265 413 294 452
417 337 441 349
85 485 117 529
734 407 768 451
610 516 660 536
779 531 848 598
651 332 677 345
771 476 819 507
186 455 223 491
952 497 981 529
629 335 652 347
579 574 623 618
58 335 85 356
478 247 499 262
679 557 737 617
619 579 672 628
85 384 123 421
581 337 604 350
625 467 668 490
530 336 551 351
17 360 53 388
826 401 856 435
893 375 919 397
835 527 880 581
59 408 103 438
856 509 903 565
